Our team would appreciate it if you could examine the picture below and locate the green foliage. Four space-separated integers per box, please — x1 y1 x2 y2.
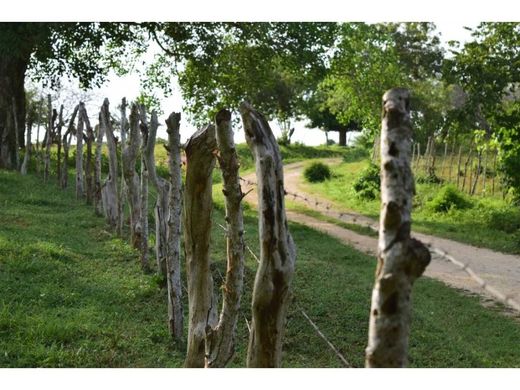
342 146 369 163
427 185 472 213
352 163 380 200
304 162 331 183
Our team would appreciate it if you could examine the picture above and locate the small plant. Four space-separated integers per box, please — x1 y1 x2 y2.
304 162 331 183
427 185 472 212
352 163 380 200
416 173 443 184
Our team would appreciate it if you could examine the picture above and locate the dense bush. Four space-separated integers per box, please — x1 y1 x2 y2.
427 185 472 213
416 173 443 185
342 146 369 163
352 163 380 200
304 162 331 183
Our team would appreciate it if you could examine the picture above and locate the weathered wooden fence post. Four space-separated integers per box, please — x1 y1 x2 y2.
119 98 128 236
83 106 95 204
240 102 296 368
55 105 64 184
75 102 85 198
183 124 218 368
100 99 121 229
43 95 53 183
60 105 79 189
93 119 104 216
365 88 431 368
205 109 246 368
20 115 32 175
165 112 183 342
138 105 150 271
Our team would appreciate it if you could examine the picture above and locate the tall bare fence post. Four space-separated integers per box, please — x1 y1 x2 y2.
75 102 85 198
240 102 296 368
43 94 53 183
60 105 79 189
138 105 150 272
183 124 218 368
119 98 128 237
83 106 95 204
100 99 120 229
205 109 246 368
93 120 104 216
165 112 183 342
55 105 64 184
365 88 431 368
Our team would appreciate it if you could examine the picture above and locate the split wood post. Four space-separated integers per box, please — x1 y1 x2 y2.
240 101 296 368
205 109 246 368
440 140 448 179
11 97 20 170
481 146 488 195
61 105 79 189
84 106 95 204
491 150 497 195
448 141 456 183
165 111 183 341
456 145 463 189
138 105 150 272
20 117 32 175
461 146 473 192
93 119 104 216
44 95 53 183
471 149 482 195
468 149 475 195
183 124 218 368
75 102 85 198
365 88 431 368
55 105 64 185
123 103 142 249
429 137 437 178
144 110 169 277
100 99 121 229
119 98 128 237
35 97 43 174
415 142 421 173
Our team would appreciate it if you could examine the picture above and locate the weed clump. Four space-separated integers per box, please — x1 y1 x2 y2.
352 163 380 200
428 185 472 212
304 162 332 183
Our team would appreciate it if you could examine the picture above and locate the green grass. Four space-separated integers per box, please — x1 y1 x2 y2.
1 167 520 367
302 159 520 254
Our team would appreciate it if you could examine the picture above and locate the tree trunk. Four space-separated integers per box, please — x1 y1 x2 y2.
205 109 246 368
61 105 79 189
43 95 53 183
165 112 183 342
0 54 27 170
100 99 120 229
365 88 431 368
183 124 218 368
56 105 64 185
123 103 142 250
94 121 104 216
83 107 95 205
240 102 296 368
143 110 169 277
76 102 85 198
339 129 347 146
20 120 32 175
139 105 150 271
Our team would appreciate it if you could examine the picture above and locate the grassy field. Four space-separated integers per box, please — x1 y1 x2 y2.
301 156 520 254
1 168 520 367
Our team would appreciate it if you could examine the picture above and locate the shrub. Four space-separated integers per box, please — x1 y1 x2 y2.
416 173 443 184
352 163 380 200
427 185 472 213
304 162 331 183
342 146 369 163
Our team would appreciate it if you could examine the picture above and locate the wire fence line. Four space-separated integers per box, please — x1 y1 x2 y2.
238 176 520 314
216 222 352 367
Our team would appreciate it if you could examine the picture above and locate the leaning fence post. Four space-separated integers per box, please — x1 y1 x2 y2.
365 88 431 368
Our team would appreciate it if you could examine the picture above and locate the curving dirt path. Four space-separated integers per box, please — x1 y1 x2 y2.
243 160 520 314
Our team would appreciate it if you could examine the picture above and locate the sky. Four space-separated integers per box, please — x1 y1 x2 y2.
29 21 477 147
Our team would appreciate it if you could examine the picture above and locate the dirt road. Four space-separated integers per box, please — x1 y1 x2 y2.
242 160 520 314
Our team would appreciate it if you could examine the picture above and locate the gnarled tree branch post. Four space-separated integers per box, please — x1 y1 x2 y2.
43 95 54 183
165 112 183 342
365 88 431 368
75 102 85 198
123 103 142 250
240 102 296 368
183 124 218 368
144 110 169 276
138 105 150 271
93 119 104 216
205 109 246 368
83 106 95 204
100 99 120 229
60 105 79 189
55 105 64 184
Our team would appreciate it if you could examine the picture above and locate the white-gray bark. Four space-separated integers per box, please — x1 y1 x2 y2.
183 124 218 368
20 120 32 175
205 109 246 368
165 112 183 342
123 103 142 250
84 107 95 205
75 102 85 198
119 98 128 237
365 88 431 368
100 99 120 229
44 95 53 183
55 105 64 185
240 102 296 368
60 105 79 189
94 119 104 216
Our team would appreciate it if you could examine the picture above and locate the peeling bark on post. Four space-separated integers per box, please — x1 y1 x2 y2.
165 112 183 341
123 103 142 250
240 102 296 368
94 120 104 216
75 102 85 198
61 105 79 189
205 109 246 368
365 88 431 368
84 107 95 205
183 124 218 368
139 105 150 271
100 99 120 229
